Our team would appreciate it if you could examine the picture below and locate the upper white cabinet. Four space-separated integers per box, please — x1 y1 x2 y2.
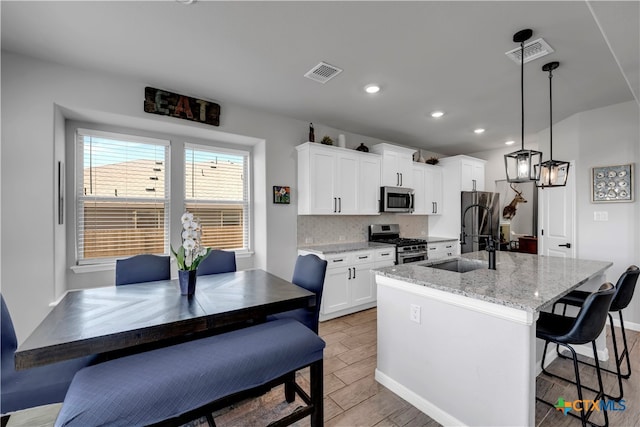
411 163 443 215
297 142 381 215
460 157 485 191
371 143 415 188
424 164 443 214
439 155 486 192
429 155 486 237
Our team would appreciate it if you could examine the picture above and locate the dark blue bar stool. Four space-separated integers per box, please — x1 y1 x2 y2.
553 265 639 401
537 282 615 427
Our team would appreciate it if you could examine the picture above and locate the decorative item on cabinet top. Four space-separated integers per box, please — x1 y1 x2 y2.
355 143 369 152
321 136 334 145
426 157 439 165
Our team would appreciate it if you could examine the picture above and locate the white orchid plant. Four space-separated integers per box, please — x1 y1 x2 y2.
171 211 211 271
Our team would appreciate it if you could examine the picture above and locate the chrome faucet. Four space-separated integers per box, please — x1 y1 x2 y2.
460 204 497 270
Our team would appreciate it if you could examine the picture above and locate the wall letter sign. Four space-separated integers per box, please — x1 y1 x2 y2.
144 87 220 126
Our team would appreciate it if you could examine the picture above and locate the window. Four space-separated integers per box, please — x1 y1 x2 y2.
184 144 250 251
76 129 170 264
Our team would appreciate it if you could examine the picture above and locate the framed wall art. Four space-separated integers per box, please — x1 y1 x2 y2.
591 163 634 203
273 186 290 204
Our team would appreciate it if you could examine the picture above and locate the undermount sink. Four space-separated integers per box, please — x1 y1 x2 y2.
427 258 487 273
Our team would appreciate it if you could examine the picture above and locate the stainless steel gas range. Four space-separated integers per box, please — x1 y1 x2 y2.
368 224 428 264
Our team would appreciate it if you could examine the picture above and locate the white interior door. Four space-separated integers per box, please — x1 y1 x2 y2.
539 162 576 258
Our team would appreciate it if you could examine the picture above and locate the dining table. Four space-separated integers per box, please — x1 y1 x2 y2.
14 269 315 370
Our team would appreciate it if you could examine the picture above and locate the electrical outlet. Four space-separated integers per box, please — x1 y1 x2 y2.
410 304 421 324
305 237 313 244
339 235 346 241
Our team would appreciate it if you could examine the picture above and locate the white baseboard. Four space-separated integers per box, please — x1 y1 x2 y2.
611 316 640 332
375 369 466 427
319 301 376 322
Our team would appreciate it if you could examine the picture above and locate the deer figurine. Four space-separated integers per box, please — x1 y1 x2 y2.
502 183 527 220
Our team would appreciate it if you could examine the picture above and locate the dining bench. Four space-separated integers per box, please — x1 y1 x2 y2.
54 318 325 427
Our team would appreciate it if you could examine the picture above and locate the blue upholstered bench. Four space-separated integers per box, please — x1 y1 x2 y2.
55 319 325 427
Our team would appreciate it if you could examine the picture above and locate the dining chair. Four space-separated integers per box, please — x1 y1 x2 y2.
1 294 95 416
537 282 615 427
553 264 639 401
115 254 171 286
196 249 236 276
269 254 328 334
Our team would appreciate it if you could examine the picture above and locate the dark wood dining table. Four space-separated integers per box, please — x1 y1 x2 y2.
14 269 315 370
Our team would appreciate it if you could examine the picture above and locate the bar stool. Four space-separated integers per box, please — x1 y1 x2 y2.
553 265 639 401
537 282 615 427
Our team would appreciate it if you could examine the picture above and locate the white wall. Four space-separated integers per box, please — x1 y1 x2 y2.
474 101 640 327
0 51 415 341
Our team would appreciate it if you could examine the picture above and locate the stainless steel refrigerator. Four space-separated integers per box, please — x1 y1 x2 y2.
460 191 500 254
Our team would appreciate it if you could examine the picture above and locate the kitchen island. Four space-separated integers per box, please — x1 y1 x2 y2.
373 251 612 427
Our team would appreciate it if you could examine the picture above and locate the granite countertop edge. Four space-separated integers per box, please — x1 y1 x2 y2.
298 241 394 254
373 252 613 313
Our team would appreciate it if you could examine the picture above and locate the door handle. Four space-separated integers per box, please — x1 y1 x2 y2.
397 173 400 186
400 173 403 187
334 197 337 213
558 243 572 248
348 268 352 279
352 267 356 279
339 197 342 213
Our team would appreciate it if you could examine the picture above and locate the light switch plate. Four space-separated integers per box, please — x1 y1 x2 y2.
594 211 608 221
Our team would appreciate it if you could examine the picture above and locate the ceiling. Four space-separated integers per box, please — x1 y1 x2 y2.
2 1 638 156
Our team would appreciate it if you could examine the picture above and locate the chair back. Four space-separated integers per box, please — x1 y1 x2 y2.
1 294 18 358
610 265 639 311
115 254 171 286
292 254 328 330
196 250 236 276
565 282 615 345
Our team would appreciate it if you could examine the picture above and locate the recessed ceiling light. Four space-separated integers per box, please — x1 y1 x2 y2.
431 111 444 118
474 128 485 134
364 84 380 94
505 140 516 145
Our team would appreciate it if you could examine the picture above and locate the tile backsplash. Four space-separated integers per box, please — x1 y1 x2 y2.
297 214 429 245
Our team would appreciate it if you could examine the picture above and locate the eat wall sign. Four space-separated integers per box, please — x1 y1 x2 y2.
144 86 220 126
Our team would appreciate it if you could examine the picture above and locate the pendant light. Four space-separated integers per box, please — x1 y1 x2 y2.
536 61 570 188
504 29 542 183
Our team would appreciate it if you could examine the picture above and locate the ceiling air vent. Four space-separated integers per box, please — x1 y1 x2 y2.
505 38 554 64
304 61 343 84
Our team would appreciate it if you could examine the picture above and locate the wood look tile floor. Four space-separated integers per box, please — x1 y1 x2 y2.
6 308 639 426
212 308 640 427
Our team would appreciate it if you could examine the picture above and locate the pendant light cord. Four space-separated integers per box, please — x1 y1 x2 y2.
520 40 525 151
548 68 553 161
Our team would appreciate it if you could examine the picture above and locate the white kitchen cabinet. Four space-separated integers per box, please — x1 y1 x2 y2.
297 142 381 215
425 165 443 215
371 143 415 188
412 165 427 214
427 241 458 260
358 154 382 214
460 157 485 192
429 155 486 238
299 246 395 321
412 163 443 215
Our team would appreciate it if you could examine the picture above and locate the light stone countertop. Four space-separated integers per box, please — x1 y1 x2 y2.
424 236 458 243
373 251 612 313
298 241 394 255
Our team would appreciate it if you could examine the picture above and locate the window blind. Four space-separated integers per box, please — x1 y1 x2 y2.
184 144 250 252
76 129 170 264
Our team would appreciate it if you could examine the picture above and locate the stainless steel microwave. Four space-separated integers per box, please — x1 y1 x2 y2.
380 186 414 213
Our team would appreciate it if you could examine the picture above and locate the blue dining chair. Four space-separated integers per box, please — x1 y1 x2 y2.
115 254 170 286
196 249 236 276
269 254 328 333
1 294 96 416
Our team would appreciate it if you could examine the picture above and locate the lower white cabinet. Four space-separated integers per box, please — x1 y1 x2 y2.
427 241 459 261
299 247 395 321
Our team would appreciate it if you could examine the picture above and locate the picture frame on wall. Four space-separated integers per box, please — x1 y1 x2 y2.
273 186 290 204
591 163 634 203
